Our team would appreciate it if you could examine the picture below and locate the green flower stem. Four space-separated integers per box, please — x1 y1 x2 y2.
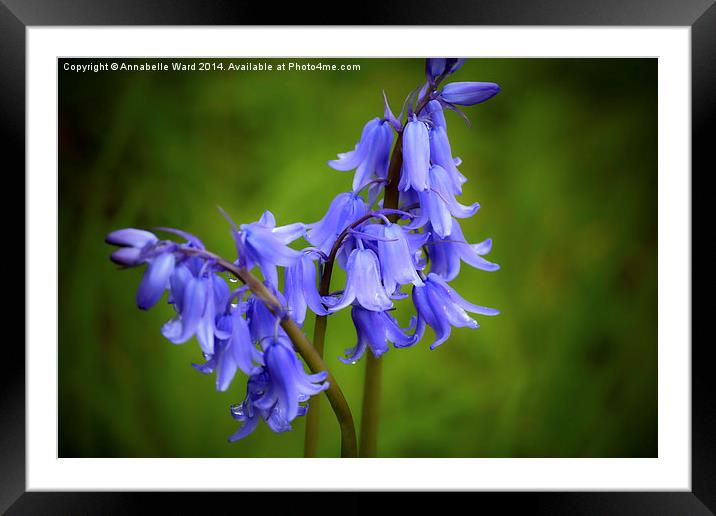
303 211 393 457
359 352 383 457
358 130 404 457
177 246 358 458
303 314 327 457
304 86 428 457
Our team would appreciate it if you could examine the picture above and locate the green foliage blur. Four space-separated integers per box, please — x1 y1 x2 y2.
58 58 657 458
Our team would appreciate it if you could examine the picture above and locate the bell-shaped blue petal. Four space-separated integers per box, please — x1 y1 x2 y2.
192 313 233 389
423 99 447 130
329 118 394 192
440 81 500 106
400 118 430 192
407 165 480 238
429 125 467 194
324 246 393 312
284 252 329 326
340 306 416 363
353 121 393 192
254 340 327 422
306 192 367 255
194 274 225 355
246 288 288 347
228 372 269 442
193 307 264 391
230 308 264 374
362 223 423 294
427 219 500 281
136 252 175 310
161 272 208 345
412 273 499 349
329 118 380 171
229 338 328 441
239 211 305 286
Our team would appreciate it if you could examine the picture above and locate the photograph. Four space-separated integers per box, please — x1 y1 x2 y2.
58 56 657 459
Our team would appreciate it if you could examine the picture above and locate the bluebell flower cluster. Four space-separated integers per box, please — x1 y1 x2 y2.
105 224 327 439
324 57 501 361
106 57 501 443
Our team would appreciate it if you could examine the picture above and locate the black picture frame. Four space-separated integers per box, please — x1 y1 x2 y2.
4 1 712 513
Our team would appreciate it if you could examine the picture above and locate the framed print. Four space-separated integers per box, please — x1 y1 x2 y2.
4 0 712 513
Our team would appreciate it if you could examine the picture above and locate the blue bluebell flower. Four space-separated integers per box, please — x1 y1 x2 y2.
106 228 159 266
228 338 328 441
193 304 264 391
426 58 447 82
334 233 357 271
161 264 208 344
135 252 175 310
439 81 501 106
306 192 367 255
429 123 467 195
410 273 499 349
196 273 230 353
106 228 176 309
427 219 500 281
236 210 305 286
107 56 503 448
228 371 272 440
329 118 394 192
407 165 480 238
423 99 447 129
340 306 416 363
106 228 158 248
426 58 465 82
161 268 230 355
324 241 393 312
246 286 289 346
361 222 424 295
284 251 329 325
399 116 430 192
420 100 467 193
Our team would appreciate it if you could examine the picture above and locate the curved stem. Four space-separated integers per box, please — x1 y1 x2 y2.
177 247 358 458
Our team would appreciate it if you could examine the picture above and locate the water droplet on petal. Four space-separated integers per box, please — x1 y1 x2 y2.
230 403 245 418
228 273 239 283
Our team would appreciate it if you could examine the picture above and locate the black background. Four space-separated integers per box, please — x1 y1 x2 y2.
2 0 713 513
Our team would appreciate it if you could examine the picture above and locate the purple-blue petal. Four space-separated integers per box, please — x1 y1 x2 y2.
105 228 158 248
440 81 501 106
161 276 207 344
136 252 175 310
110 247 143 267
402 119 430 191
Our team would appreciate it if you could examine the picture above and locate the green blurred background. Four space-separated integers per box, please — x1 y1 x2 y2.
58 58 657 458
